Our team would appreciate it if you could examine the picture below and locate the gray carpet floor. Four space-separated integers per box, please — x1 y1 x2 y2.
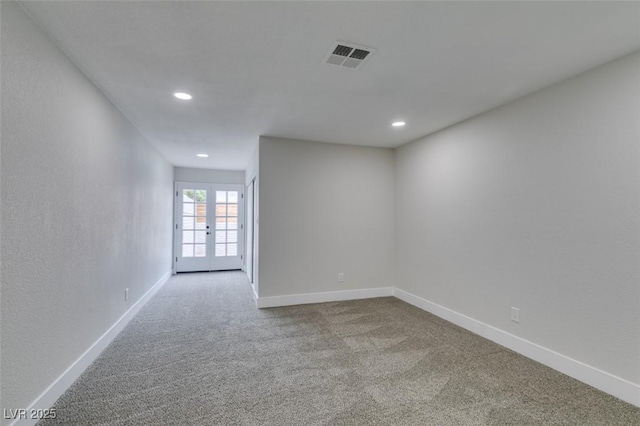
40 271 639 425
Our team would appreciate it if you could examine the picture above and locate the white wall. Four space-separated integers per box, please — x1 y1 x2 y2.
395 52 640 386
258 136 394 298
0 2 174 419
174 167 244 184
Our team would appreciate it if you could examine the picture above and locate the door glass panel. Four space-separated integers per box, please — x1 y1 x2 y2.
181 188 207 263
183 217 194 230
195 244 206 257
212 190 241 257
183 190 195 202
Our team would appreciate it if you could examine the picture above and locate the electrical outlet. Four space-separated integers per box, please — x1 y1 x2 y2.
511 307 520 323
338 273 344 282
125 288 129 301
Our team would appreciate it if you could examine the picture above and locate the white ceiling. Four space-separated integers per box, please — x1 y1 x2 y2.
20 1 640 170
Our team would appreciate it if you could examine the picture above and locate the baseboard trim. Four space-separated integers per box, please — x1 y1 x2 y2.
251 285 259 306
13 269 173 426
393 287 640 408
256 287 394 309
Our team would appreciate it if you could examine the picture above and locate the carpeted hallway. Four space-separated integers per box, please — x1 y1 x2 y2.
41 272 639 425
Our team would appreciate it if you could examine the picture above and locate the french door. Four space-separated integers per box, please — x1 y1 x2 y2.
174 182 244 272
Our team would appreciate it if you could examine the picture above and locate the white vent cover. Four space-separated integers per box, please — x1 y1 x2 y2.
323 41 376 70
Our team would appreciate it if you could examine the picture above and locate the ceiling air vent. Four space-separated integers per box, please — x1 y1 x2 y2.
323 41 376 70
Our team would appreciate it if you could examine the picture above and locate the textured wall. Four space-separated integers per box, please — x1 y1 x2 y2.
395 52 640 385
0 2 173 416
258 137 394 298
174 167 245 184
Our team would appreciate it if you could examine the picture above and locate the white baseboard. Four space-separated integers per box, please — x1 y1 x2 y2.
256 287 394 309
251 285 259 305
12 270 173 426
393 287 640 408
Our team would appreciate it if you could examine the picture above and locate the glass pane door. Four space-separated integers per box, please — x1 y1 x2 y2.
182 189 208 258
175 183 212 272
215 190 239 257
211 184 244 271
175 182 244 272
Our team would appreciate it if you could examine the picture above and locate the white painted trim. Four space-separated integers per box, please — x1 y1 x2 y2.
256 287 394 309
250 282 259 307
393 287 640 408
12 270 173 426
173 181 179 274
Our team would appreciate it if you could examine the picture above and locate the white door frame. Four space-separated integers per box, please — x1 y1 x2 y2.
246 179 255 283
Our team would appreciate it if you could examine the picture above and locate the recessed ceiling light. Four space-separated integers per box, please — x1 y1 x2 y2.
196 153 208 158
174 92 192 100
392 121 406 127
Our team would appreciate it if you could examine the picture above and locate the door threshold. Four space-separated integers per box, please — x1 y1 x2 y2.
176 269 242 274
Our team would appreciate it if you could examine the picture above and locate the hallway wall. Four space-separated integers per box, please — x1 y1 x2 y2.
395 52 640 388
0 2 174 418
257 136 394 298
